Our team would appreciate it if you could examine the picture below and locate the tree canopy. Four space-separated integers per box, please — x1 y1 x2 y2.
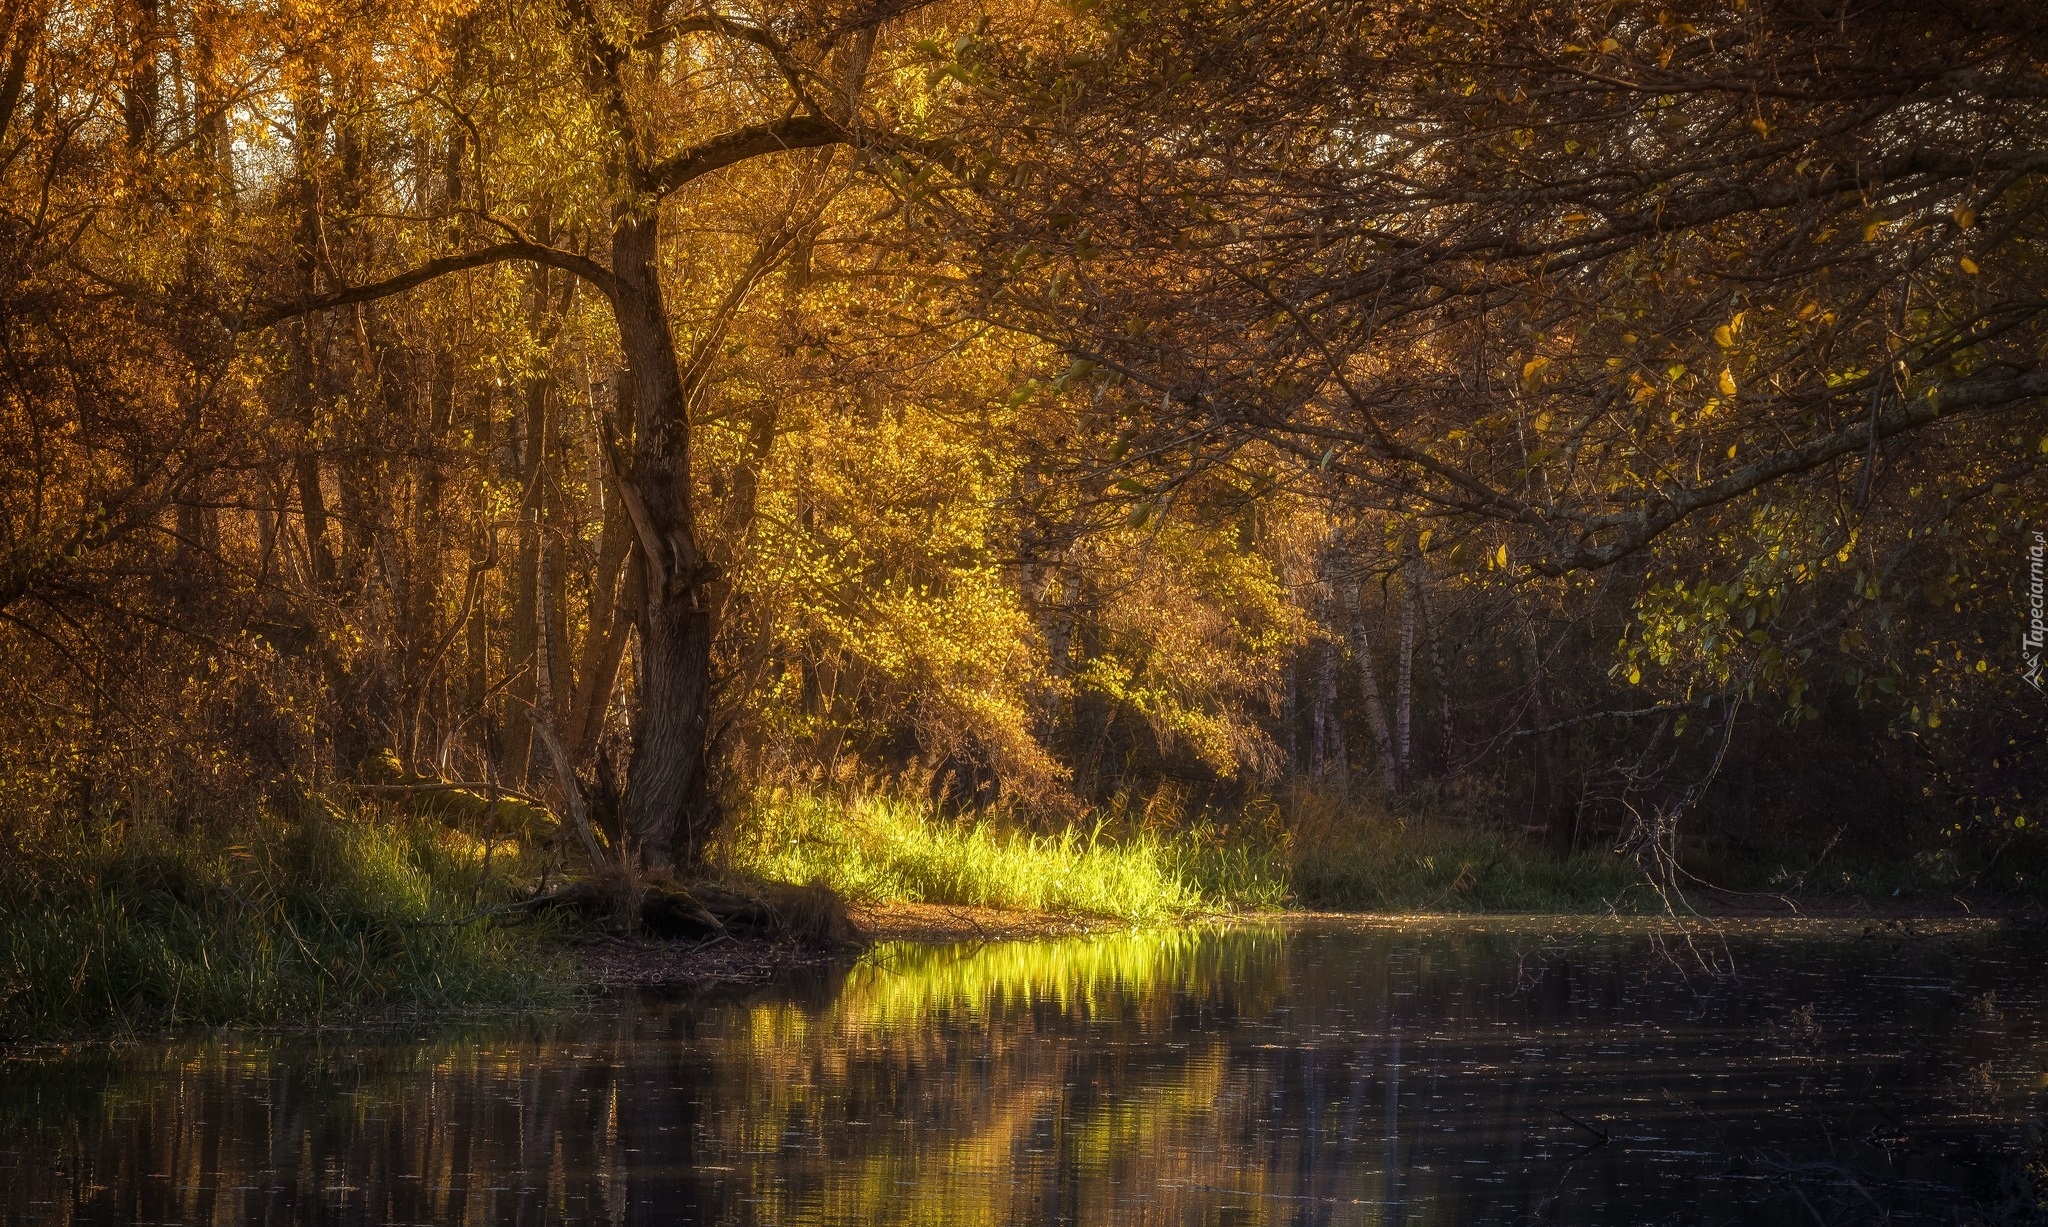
2 0 2043 875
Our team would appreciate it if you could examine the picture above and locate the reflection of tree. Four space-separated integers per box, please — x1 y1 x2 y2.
700 926 1290 1227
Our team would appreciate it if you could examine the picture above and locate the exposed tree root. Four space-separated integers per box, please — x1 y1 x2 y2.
518 873 855 947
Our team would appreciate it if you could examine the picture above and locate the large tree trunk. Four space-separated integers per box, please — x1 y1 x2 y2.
612 216 716 872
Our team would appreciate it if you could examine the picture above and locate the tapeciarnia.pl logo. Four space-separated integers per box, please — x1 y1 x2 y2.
2028 529 2046 693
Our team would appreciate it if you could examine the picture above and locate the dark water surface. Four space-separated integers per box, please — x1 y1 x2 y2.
5 917 2047 1225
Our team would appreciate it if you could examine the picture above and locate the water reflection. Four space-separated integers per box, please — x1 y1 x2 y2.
4 919 2045 1225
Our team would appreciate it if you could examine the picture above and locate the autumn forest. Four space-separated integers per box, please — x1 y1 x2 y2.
2 0 2046 1035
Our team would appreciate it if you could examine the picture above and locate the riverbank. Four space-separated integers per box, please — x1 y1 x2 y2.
9 889 2040 1045
567 902 1139 992
559 890 2046 996
6 790 2041 1042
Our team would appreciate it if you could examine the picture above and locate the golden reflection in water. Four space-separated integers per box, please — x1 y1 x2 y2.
712 925 1292 1227
3 919 2044 1226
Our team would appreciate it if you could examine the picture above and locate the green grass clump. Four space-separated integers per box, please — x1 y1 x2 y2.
723 788 1641 919
0 800 564 1042
720 791 1289 920
1288 819 1641 912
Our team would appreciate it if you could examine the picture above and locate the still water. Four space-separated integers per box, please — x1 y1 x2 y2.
4 917 2046 1225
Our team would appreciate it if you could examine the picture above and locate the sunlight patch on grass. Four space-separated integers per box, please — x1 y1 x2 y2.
719 791 1288 921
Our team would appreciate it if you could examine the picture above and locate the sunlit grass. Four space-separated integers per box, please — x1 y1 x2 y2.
722 787 1639 919
0 800 566 1041
718 790 1289 920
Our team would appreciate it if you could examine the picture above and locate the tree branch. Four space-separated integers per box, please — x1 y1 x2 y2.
1550 362 2048 571
242 241 617 330
646 114 845 198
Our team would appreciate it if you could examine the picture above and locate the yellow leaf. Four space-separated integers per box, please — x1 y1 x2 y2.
1713 324 1733 348
1863 218 1885 242
1494 544 1509 568
1954 207 1976 229
1726 443 1738 459
1627 666 1641 685
1750 117 1770 136
1521 355 1551 386
1718 369 1738 395
1959 256 1980 275
1600 36 1620 52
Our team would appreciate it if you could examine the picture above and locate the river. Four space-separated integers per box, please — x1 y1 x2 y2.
4 917 2045 1224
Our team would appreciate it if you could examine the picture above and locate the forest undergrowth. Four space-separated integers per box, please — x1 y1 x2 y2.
0 800 566 1042
7 786 2040 1041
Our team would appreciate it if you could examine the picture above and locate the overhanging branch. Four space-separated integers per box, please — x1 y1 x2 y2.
1549 362 2048 571
242 241 618 330
646 115 845 197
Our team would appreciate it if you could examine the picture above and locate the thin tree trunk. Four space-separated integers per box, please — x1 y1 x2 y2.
464 386 493 745
532 530 609 869
122 0 159 148
1410 551 1453 773
0 3 44 152
1395 577 1416 791
1282 656 1301 775
404 349 456 771
1312 559 1348 788
503 357 553 787
570 551 638 763
1315 632 1347 790
1522 611 1575 854
1344 580 1399 784
294 441 335 586
288 90 339 590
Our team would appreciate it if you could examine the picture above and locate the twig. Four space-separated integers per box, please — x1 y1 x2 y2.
1553 1108 1609 1143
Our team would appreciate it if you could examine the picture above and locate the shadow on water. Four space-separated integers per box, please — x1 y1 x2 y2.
4 918 2047 1225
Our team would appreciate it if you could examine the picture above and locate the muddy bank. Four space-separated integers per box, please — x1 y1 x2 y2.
564 901 1142 991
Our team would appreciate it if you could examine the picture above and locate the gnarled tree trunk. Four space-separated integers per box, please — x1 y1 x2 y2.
611 216 717 872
